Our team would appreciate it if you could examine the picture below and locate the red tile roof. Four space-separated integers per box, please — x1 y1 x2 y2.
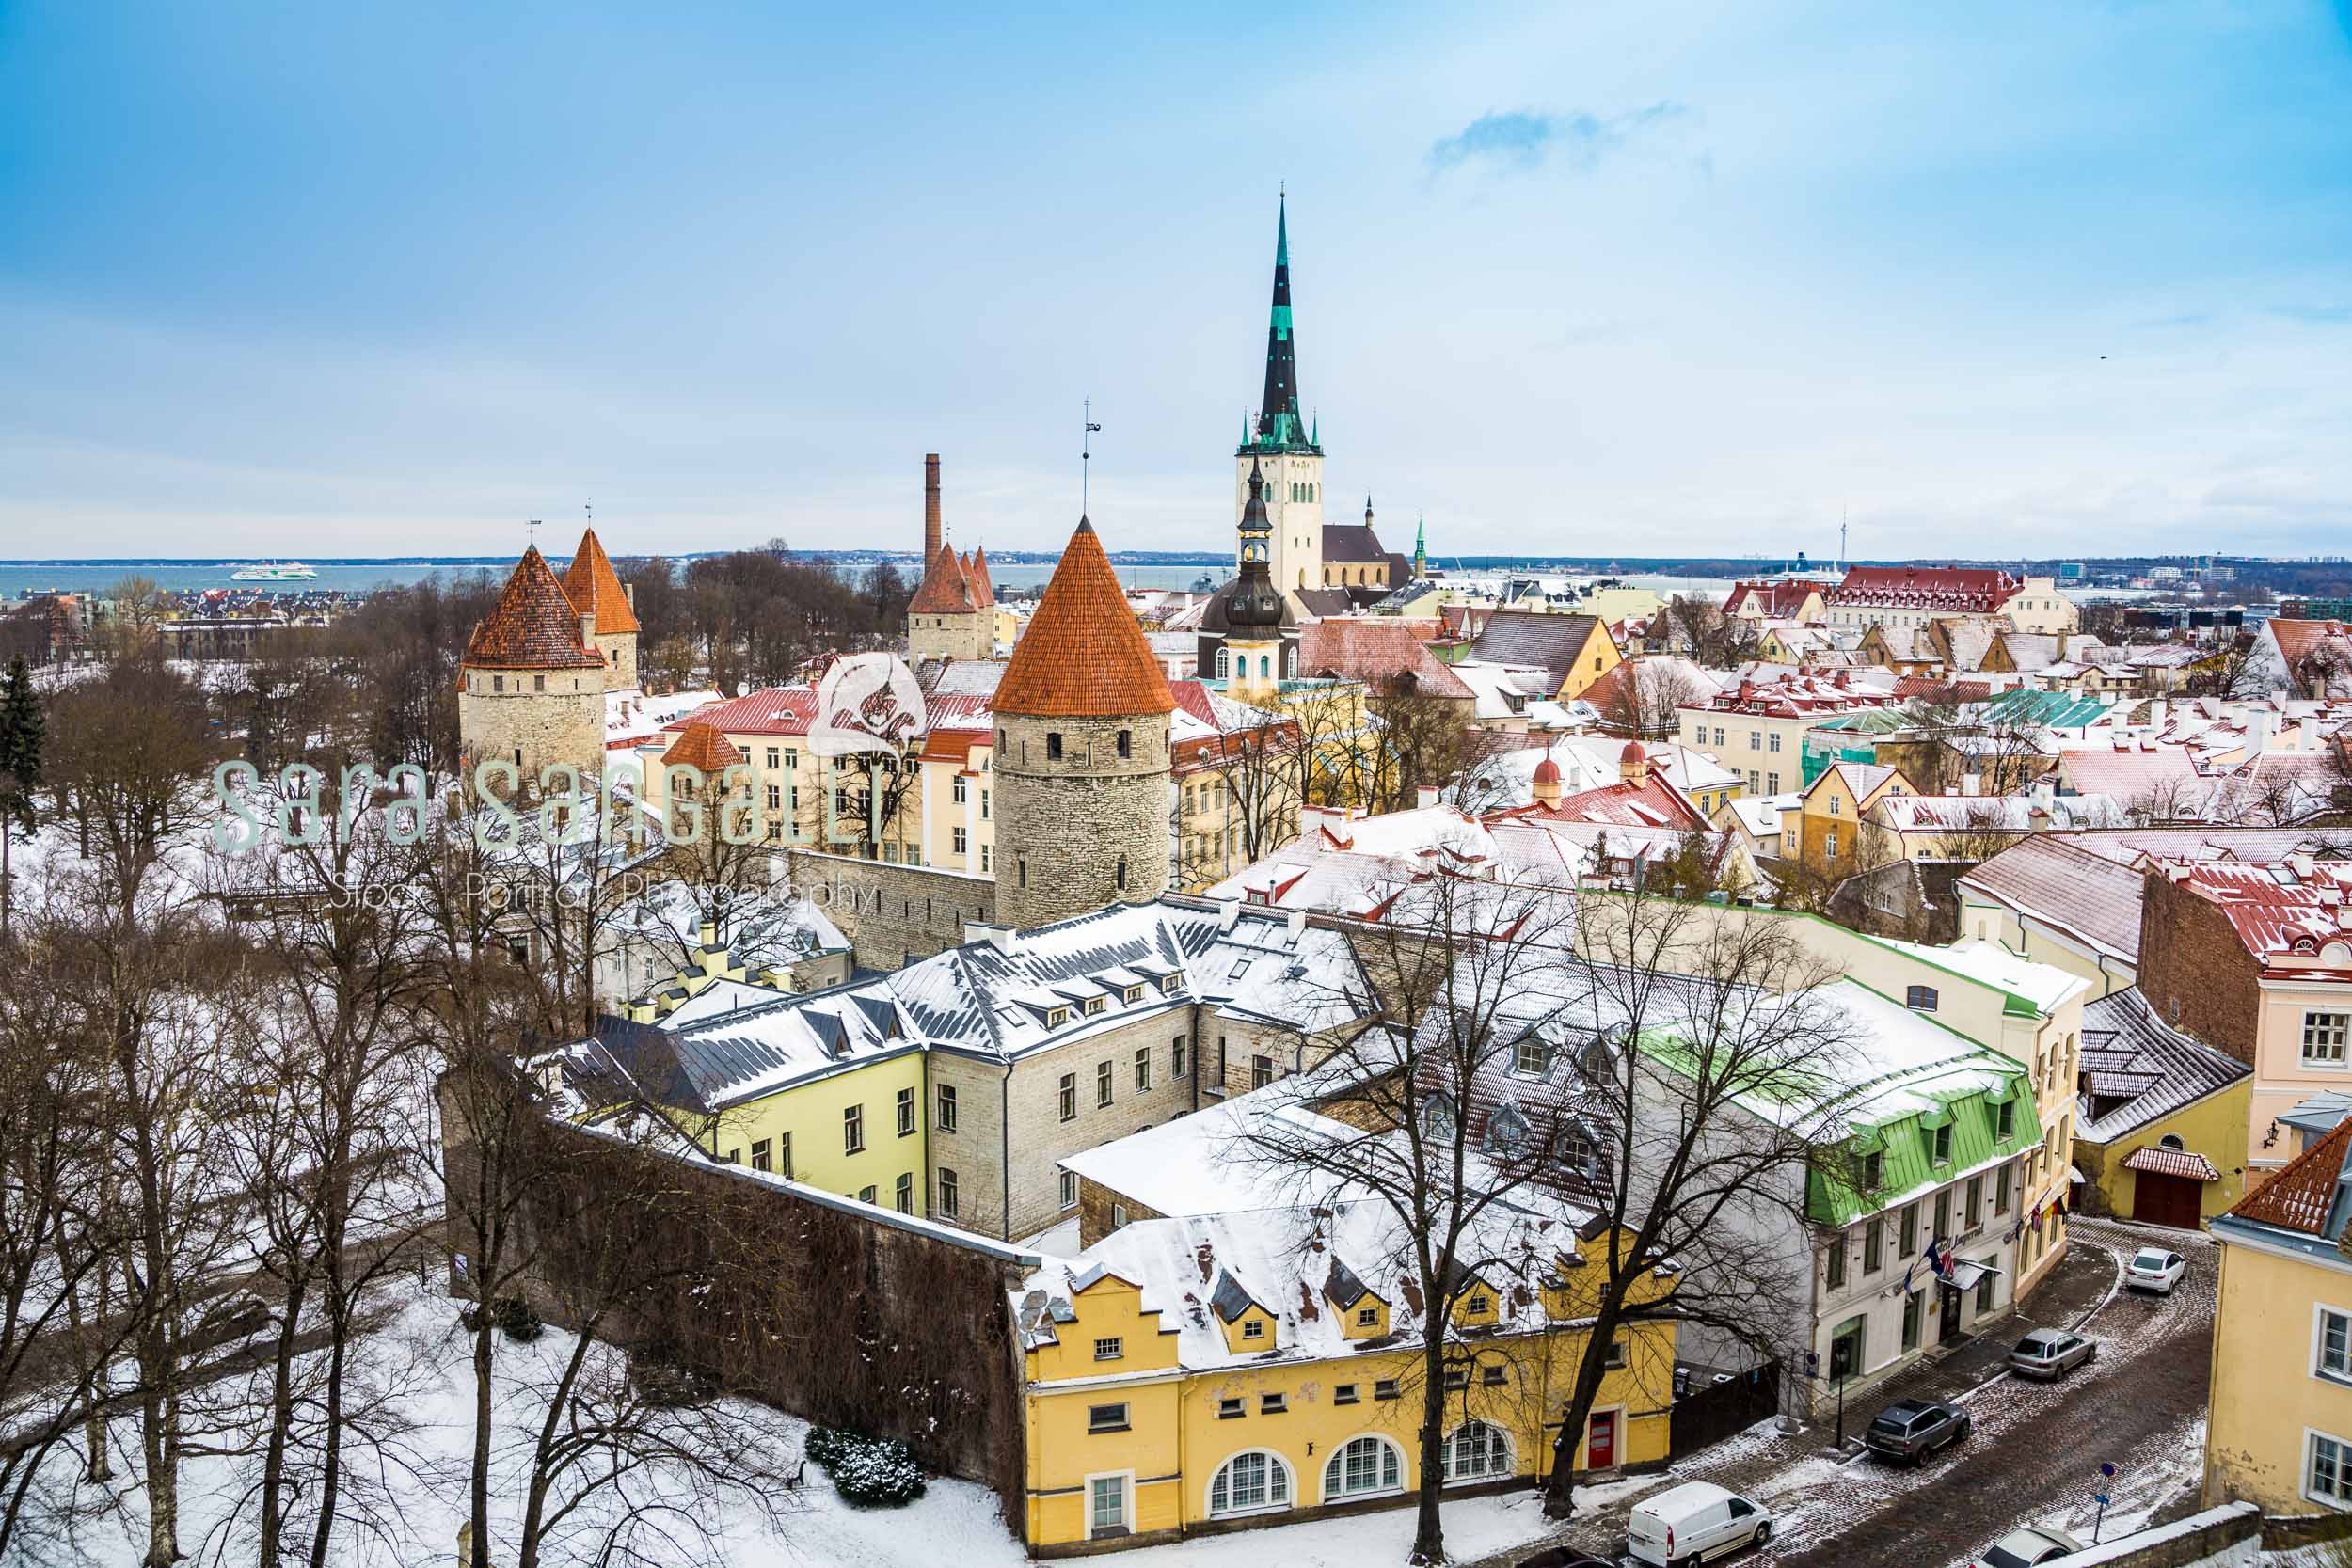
909 540 984 614
967 545 993 607
1295 620 1473 700
2120 1146 2220 1181
561 528 640 635
1500 774 1707 832
662 688 820 736
996 519 1174 718
1723 580 1818 618
1827 565 2021 613
660 721 744 772
463 546 604 671
2229 1114 2352 1235
2159 858 2352 964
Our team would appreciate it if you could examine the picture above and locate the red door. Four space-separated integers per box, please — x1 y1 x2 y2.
2131 1172 2201 1229
1587 1410 1617 1468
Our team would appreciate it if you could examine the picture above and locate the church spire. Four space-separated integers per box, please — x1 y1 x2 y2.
1241 193 1319 456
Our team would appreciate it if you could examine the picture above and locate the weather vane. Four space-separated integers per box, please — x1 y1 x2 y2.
1082 398 1103 515
527 517 542 548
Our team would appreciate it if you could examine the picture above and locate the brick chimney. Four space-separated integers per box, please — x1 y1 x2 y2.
924 453 943 562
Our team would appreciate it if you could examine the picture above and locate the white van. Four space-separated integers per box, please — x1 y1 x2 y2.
1627 1481 1774 1567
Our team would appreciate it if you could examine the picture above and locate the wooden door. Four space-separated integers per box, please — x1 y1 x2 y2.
1587 1410 1617 1468
2132 1171 2201 1229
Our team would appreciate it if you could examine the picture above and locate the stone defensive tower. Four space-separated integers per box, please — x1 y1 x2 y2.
560 527 641 691
906 454 995 664
992 515 1175 929
458 545 608 789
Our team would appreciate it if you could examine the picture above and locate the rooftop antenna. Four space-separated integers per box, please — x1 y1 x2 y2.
1082 398 1103 516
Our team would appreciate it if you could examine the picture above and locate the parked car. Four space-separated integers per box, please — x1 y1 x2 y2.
1628 1481 1774 1567
2008 1328 2097 1380
1971 1524 2085 1568
1518 1551 1620 1568
1863 1397 1972 1465
2124 1246 2186 1295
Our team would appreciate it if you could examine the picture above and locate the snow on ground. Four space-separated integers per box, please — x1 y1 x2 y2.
71 1273 1623 1568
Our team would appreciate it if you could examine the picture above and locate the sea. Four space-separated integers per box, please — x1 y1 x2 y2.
0 558 1737 601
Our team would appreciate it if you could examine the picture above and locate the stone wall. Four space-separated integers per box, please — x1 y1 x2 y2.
1075 1174 1167 1248
2137 871 2261 1065
457 675 606 786
780 848 995 971
590 629 638 691
2040 1503 2259 1568
909 610 991 665
998 1008 1204 1240
994 712 1172 930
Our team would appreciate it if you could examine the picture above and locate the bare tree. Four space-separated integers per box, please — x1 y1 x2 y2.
1233 875 1602 1565
1536 893 1858 1518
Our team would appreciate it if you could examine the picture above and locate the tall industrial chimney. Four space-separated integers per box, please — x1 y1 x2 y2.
924 453 943 563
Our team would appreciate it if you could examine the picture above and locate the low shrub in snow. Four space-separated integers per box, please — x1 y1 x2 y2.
816 1432 927 1507
803 1425 867 1470
460 1295 544 1343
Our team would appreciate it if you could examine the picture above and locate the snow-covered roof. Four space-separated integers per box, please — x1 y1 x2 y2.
1868 936 2090 1017
1013 1193 1604 1368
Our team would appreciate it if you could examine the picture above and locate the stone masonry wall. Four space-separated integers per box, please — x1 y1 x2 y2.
457 677 605 787
1076 1175 1167 1248
780 849 995 971
995 1008 1207 1240
910 610 991 665
2136 871 2262 1065
994 712 1172 930
591 629 638 691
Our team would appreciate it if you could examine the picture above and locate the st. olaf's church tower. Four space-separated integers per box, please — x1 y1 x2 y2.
1235 193 1326 612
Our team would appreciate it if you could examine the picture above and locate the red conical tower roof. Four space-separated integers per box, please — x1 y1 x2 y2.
967 545 993 607
561 527 640 635
996 519 1175 718
463 546 604 671
909 538 981 614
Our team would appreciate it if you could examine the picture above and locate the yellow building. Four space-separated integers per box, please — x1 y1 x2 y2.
1011 1199 1676 1553
1794 761 1915 877
2205 1114 2352 1514
596 974 933 1212
2074 989 2252 1227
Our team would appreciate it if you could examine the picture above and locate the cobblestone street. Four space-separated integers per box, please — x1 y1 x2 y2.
1476 1216 2215 1568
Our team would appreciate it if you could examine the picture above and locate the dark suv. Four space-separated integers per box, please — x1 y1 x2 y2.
1863 1397 1971 1465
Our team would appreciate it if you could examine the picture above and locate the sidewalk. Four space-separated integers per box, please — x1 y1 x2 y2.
1803 1223 2121 1450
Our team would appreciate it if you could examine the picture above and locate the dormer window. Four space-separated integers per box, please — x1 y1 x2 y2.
1047 1006 1071 1027
1357 1306 1378 1326
1486 1103 1530 1157
1122 985 1144 1004
1242 1319 1265 1340
1084 996 1106 1016
1465 1294 1490 1317
1421 1094 1457 1141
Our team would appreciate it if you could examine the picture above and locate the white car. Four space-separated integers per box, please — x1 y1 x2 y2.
2124 1246 2186 1295
1973 1524 2085 1568
1628 1481 1773 1567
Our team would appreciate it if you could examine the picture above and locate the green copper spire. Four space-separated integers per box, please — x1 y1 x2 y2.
1239 192 1321 458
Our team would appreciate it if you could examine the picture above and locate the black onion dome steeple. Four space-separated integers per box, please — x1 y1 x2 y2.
1228 460 1286 631
1237 194 1322 458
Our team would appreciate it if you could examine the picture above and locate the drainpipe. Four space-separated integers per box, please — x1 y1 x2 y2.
1000 1062 1013 1241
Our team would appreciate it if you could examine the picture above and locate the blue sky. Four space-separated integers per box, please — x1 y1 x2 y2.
2 1 2348 561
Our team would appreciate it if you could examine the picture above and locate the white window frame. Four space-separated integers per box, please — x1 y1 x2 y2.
1440 1419 1516 1483
2307 1429 2352 1512
1085 1469 1135 1538
2317 1304 2352 1386
1322 1433 1406 1501
2306 1012 2351 1069
1204 1449 1295 1518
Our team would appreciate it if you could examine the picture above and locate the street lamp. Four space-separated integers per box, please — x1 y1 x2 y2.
1803 1351 1850 1450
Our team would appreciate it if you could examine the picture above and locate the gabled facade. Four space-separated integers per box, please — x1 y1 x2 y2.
1011 1198 1675 1552
1795 761 1915 876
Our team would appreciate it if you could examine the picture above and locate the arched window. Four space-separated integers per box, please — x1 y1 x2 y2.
1442 1421 1514 1481
1283 645 1297 678
1207 1449 1293 1516
1324 1434 1404 1500
2158 1133 2185 1152
1216 646 1231 679
1258 655 1271 679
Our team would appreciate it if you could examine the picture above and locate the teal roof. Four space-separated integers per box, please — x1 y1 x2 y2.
1974 687 2115 729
